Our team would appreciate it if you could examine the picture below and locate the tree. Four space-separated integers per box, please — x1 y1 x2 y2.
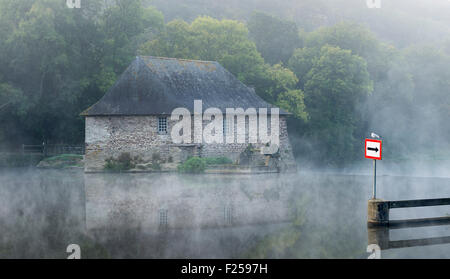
99 0 164 74
140 16 267 88
304 22 394 82
259 63 298 103
0 0 164 146
276 89 308 122
248 11 302 65
288 45 373 165
303 45 373 129
288 47 321 88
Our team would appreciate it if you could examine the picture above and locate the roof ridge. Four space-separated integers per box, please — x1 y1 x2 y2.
81 56 290 116
138 55 218 64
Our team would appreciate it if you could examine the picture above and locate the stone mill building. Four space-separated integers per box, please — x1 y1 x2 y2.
81 56 295 172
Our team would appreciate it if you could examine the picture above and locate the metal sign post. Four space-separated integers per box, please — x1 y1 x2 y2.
373 159 376 199
365 138 382 199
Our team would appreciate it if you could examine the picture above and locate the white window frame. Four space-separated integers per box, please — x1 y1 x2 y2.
223 115 232 137
223 117 226 136
158 116 168 134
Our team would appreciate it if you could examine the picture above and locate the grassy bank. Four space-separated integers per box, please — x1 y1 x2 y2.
37 154 84 169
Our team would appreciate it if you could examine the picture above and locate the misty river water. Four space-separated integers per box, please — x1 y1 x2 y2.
0 166 449 258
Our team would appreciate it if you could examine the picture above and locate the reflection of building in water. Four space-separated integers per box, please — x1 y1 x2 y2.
85 173 295 231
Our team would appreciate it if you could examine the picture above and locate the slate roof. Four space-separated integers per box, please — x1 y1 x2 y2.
81 56 288 116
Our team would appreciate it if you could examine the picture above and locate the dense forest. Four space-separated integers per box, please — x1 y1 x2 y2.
0 0 449 166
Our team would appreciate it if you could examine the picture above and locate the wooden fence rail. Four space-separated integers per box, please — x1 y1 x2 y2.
21 145 43 155
388 198 450 209
368 198 450 227
22 144 85 156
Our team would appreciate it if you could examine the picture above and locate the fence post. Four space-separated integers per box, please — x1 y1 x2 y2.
43 142 47 157
367 199 389 226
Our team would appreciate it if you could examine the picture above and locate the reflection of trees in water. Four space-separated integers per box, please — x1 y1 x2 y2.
244 174 369 258
0 170 85 258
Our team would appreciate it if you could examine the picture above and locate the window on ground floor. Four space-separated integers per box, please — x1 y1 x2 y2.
223 115 232 137
158 116 167 134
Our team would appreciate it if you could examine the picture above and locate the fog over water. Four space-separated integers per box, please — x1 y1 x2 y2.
0 164 449 258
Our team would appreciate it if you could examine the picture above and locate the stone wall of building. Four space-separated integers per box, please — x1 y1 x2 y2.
85 115 296 172
198 116 295 164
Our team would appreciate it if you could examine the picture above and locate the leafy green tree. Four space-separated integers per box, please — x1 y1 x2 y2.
0 0 163 146
140 20 196 59
248 11 302 65
289 45 373 165
276 89 308 122
140 16 267 88
99 0 164 74
259 63 298 103
0 0 86 144
288 47 321 88
304 22 394 82
304 45 373 129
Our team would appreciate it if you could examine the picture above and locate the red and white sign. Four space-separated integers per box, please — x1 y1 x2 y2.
365 139 382 160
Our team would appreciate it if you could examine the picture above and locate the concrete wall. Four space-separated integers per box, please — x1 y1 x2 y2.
84 115 295 172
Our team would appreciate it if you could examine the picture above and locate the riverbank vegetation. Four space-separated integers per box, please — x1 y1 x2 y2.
36 154 83 169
